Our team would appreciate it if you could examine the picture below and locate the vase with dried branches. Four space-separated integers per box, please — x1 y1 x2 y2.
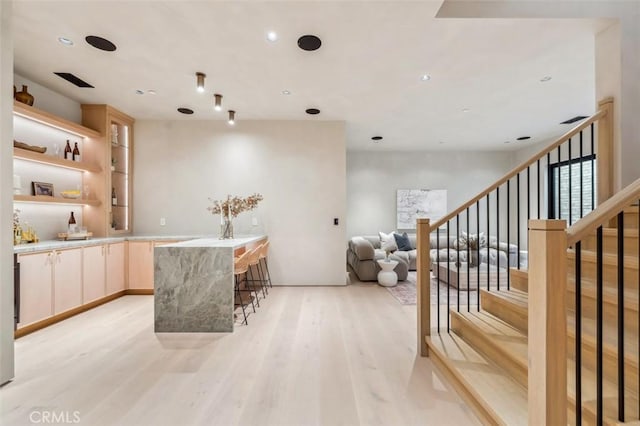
207 193 263 239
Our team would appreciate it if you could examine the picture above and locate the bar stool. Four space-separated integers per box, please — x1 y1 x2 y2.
233 251 252 324
247 246 268 300
258 241 272 289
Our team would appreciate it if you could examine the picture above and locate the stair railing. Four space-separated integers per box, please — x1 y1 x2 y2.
418 98 614 355
564 179 640 425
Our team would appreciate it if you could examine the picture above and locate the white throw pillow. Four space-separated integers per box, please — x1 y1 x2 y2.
378 231 398 252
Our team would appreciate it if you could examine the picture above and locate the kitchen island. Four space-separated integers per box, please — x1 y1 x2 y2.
154 235 266 332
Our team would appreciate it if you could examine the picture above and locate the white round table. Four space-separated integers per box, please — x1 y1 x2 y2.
377 259 399 287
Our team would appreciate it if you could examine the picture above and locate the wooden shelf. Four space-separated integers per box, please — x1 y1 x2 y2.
13 148 102 173
14 195 101 207
14 101 102 139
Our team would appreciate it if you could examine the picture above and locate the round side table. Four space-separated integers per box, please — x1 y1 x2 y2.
377 259 398 287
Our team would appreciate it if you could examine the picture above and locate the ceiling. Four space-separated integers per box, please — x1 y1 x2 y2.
12 1 609 151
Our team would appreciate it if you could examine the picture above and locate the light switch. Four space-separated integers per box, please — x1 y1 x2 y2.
252 217 258 226
160 217 166 226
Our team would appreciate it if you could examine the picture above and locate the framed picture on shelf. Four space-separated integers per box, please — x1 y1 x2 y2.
32 181 54 197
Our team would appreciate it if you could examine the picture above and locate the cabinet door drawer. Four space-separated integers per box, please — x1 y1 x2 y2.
17 252 53 327
54 249 82 314
106 242 125 294
83 245 106 303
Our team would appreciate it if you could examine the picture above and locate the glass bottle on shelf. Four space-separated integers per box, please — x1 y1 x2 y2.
111 187 117 206
64 140 72 160
68 212 77 233
72 142 80 162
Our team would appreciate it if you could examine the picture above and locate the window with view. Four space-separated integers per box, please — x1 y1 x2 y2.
548 154 597 226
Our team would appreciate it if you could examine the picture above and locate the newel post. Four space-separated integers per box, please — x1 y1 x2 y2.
598 97 614 203
417 218 431 356
528 220 567 426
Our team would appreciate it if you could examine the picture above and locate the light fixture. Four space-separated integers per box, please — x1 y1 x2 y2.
135 89 145 95
147 90 157 95
58 37 74 46
228 110 236 125
371 136 383 143
196 72 206 93
462 108 470 113
282 90 291 95
540 76 552 82
266 31 278 42
420 74 431 81
214 94 223 111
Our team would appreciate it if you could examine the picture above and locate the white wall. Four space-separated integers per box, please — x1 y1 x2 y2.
134 120 347 286
346 150 513 237
1 0 15 385
13 73 81 123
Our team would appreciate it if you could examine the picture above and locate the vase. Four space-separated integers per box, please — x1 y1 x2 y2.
469 251 479 267
15 85 34 106
220 218 234 240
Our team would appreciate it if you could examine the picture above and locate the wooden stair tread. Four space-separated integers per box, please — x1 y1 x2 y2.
567 249 639 270
567 313 640 350
426 332 528 426
481 288 528 305
452 310 528 367
567 276 640 311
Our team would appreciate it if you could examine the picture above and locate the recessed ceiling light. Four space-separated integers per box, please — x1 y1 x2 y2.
85 35 117 52
58 37 74 46
517 136 531 141
540 76 552 82
298 35 322 51
147 90 156 95
177 107 194 115
462 108 470 113
135 89 144 95
420 74 431 81
305 108 320 115
266 31 278 42
371 136 383 142
504 141 511 144
281 90 291 95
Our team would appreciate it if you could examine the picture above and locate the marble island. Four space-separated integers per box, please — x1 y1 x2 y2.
154 235 266 332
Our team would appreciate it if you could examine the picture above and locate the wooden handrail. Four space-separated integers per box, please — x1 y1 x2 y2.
430 108 607 230
566 177 640 246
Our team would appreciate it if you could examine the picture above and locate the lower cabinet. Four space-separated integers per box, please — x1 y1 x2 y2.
128 241 154 289
82 245 106 304
53 249 82 315
106 242 125 294
17 251 53 327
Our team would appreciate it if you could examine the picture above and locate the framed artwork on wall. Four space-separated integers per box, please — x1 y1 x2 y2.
396 189 447 229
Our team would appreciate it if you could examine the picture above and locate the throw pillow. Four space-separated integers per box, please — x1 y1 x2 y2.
393 232 412 251
379 231 398 253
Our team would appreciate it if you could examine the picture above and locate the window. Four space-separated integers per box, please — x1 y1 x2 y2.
548 154 596 225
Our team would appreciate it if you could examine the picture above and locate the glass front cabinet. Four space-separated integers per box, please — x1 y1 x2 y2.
81 105 134 235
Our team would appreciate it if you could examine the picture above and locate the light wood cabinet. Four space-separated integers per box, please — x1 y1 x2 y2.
17 251 53 327
53 249 82 314
106 242 125 294
128 241 154 289
82 245 106 303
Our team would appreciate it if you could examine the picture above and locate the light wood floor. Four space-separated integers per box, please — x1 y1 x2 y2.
1 285 478 426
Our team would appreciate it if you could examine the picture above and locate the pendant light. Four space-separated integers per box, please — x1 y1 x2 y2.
196 72 206 93
214 94 223 111
228 110 236 125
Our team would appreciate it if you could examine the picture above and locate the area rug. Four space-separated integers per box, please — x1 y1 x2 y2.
386 272 479 306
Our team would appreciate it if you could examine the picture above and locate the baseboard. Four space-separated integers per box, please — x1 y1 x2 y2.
125 289 154 295
15 290 127 339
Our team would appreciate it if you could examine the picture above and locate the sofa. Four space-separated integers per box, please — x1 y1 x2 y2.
347 232 525 282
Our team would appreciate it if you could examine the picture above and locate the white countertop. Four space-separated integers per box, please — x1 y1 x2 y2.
159 235 267 249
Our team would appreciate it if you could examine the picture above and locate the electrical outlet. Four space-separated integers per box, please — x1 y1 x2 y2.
160 217 166 226
252 217 258 226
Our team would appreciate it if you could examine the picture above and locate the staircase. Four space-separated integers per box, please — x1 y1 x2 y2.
424 206 639 425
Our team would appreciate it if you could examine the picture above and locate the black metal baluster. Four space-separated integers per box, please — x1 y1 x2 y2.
580 131 584 219
568 138 573 225
597 226 604 426
617 213 625 422
497 186 500 291
447 223 450 333
477 201 480 310
557 145 562 220
507 179 511 289
527 166 531 263
437 227 440 333
487 193 490 291
517 173 521 270
467 207 470 312
575 241 582 426
547 152 552 219
537 159 541 219
457 214 460 312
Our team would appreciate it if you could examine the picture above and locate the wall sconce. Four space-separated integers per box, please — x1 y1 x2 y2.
196 72 206 93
